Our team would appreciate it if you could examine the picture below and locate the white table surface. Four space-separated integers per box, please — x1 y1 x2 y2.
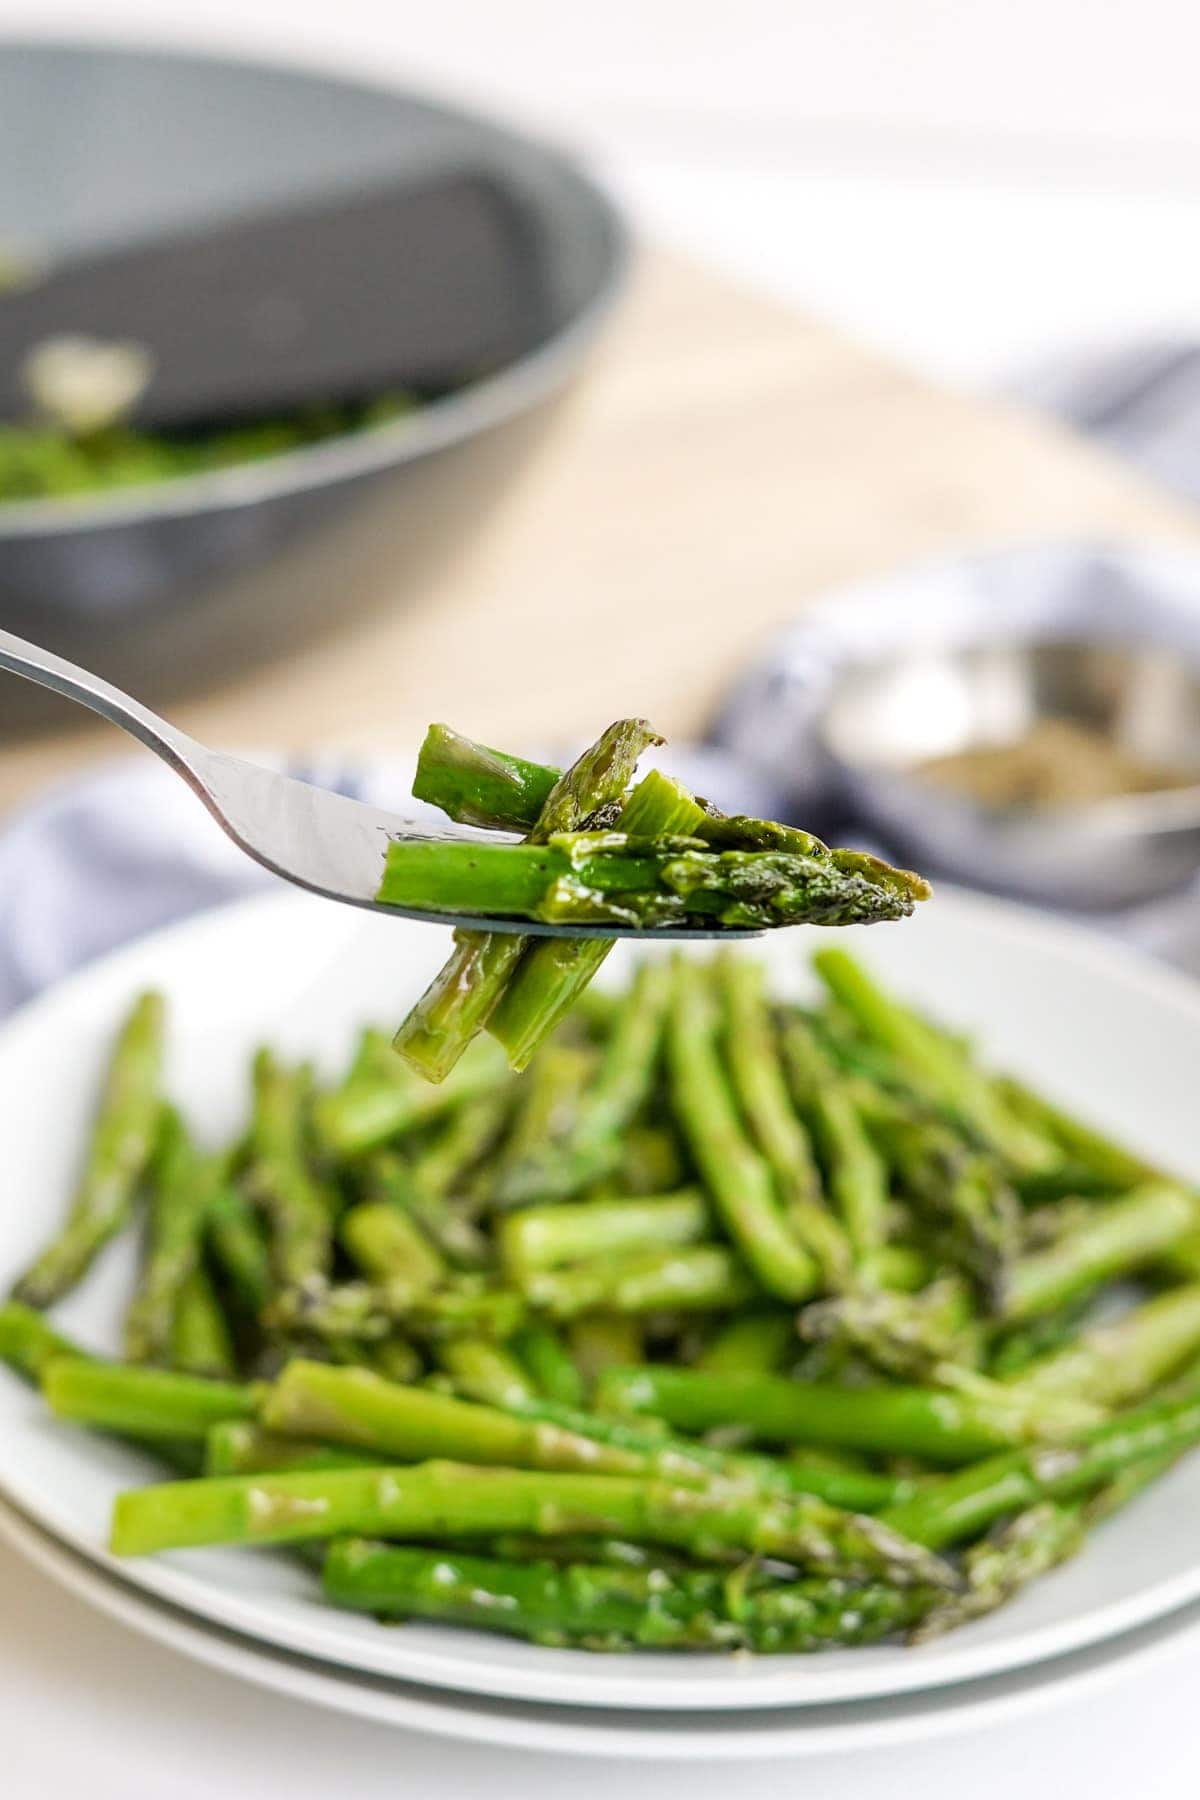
7 1533 1200 1799
5 6 1200 1791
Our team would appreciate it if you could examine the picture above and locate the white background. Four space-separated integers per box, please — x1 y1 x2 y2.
3 0 1200 382
4 4 1200 1793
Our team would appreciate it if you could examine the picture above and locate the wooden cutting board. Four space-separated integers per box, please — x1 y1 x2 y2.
2 245 1199 808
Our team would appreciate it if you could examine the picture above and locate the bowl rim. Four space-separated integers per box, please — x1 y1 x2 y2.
843 760 1200 841
818 636 1200 841
0 36 630 540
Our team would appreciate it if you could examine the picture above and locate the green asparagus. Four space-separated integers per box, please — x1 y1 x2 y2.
247 1052 332 1291
812 951 1057 1174
13 992 164 1306
1007 1284 1200 1407
510 1322 586 1407
694 1310 795 1376
43 1357 257 1440
169 1266 237 1379
881 1386 1200 1549
124 1110 224 1365
11 934 1200 1664
0 1302 90 1382
323 1541 940 1651
111 1457 955 1586
519 1245 754 1319
716 954 850 1285
493 959 673 1203
596 1364 1099 1463
667 962 819 1301
781 1014 891 1265
998 1183 1198 1322
205 1419 387 1477
340 1202 446 1290
499 1190 710 1276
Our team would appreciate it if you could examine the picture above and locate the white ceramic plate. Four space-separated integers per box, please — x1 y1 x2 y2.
8 1487 1200 1761
1 888 1199 1714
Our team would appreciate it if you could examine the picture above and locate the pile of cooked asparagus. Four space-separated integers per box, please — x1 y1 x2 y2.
379 720 930 1077
5 948 1200 1655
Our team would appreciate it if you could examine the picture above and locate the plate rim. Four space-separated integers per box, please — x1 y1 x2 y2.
8 1486 1200 1762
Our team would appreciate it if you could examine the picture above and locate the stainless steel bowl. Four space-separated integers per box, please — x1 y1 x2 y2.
819 638 1200 909
0 41 627 729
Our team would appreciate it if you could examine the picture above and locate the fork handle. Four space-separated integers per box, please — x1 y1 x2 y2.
0 627 198 770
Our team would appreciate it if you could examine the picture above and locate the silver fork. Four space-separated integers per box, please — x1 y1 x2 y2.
0 627 756 940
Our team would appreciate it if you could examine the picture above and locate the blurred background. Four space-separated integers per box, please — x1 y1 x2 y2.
4 1 1200 971
8 0 1200 379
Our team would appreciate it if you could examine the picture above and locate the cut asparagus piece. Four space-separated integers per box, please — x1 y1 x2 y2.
716 954 850 1285
43 1357 258 1440
1006 1284 1200 1408
881 1386 1200 1549
666 960 819 1301
695 1311 795 1376
205 1185 272 1318
412 723 558 831
499 1190 710 1276
998 1183 1198 1323
377 839 930 932
510 1323 586 1408
169 1266 237 1379
390 934 529 1086
313 1032 509 1156
994 1074 1164 1190
205 1420 389 1476
781 1014 891 1265
247 1052 332 1292
340 1203 446 1291
13 992 165 1307
110 1458 955 1586
812 951 1058 1174
434 1338 537 1408
124 1109 224 1366
266 1279 525 1345
493 959 674 1203
0 1302 90 1383
263 1360 660 1476
798 1278 980 1384
483 758 691 1074
595 1365 1100 1464
323 1541 940 1651
519 1245 755 1320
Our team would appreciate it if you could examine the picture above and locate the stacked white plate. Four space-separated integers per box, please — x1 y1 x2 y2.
4 888 1200 1759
